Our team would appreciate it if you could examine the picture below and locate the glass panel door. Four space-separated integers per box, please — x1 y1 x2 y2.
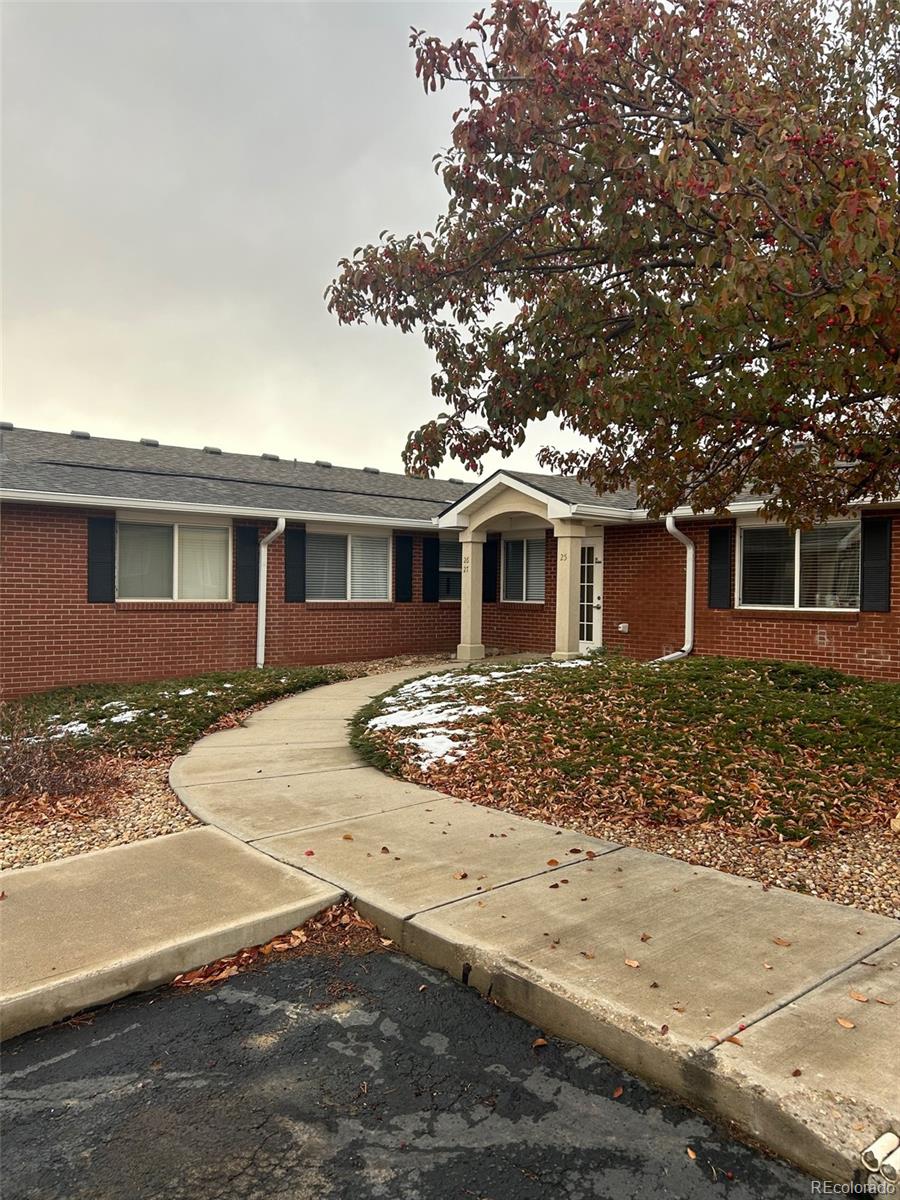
578 535 604 650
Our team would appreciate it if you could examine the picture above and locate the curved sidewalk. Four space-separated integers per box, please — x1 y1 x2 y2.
170 666 900 1184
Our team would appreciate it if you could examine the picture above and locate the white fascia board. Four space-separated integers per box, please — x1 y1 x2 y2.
0 489 437 530
437 472 572 527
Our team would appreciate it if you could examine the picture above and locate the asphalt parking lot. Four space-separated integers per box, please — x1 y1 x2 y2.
2 948 812 1199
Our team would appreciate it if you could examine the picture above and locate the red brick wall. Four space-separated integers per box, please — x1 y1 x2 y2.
5 504 894 694
603 515 900 681
0 505 459 696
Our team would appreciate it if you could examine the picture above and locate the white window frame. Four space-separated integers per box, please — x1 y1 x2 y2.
304 524 393 603
438 536 462 603
115 515 233 603
500 531 547 604
735 516 861 613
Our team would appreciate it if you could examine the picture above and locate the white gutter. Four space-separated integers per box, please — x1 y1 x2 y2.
256 518 286 668
655 515 695 663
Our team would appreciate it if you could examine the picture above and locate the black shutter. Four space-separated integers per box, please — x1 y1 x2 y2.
284 527 306 603
87 516 116 603
422 536 440 603
861 516 892 612
482 536 499 603
395 534 413 602
234 526 259 603
707 525 734 609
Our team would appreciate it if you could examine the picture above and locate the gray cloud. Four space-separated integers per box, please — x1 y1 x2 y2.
2 1 585 476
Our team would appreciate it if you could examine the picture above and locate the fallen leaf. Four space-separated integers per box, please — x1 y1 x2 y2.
650 981 659 989
452 870 468 880
585 850 597 860
380 937 393 947
303 849 315 857
724 1035 743 1046
612 1086 624 1099
0 891 6 901
849 990 869 1003
874 997 895 1006
546 858 560 867
380 846 390 854
660 1023 669 1035
532 1037 548 1049
640 933 652 942
418 984 428 992
772 937 792 947
624 958 640 969
673 1005 686 1013
549 882 560 889
686 1147 697 1160
580 950 595 960
836 1017 855 1029
763 962 773 970
791 1068 802 1077
342 833 354 841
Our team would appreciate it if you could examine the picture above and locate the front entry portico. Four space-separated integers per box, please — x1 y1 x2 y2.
436 472 608 663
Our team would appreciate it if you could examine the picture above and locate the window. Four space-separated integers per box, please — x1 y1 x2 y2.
739 522 860 610
117 522 230 600
503 536 545 602
305 532 391 601
438 539 462 600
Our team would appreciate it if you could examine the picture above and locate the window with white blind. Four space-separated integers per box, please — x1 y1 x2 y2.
438 539 462 600
503 536 546 602
305 532 391 601
738 522 860 610
117 522 230 600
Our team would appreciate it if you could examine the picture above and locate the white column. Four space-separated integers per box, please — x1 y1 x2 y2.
551 520 588 660
457 529 486 662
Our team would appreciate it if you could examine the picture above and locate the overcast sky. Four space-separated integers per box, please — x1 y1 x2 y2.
2 1 583 479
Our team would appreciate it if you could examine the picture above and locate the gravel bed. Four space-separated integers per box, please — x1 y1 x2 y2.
1 757 198 870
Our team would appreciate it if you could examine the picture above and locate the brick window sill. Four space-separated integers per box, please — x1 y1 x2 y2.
727 608 859 624
114 601 237 613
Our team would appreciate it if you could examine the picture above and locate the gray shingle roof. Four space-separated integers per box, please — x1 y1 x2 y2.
0 427 469 524
504 470 638 510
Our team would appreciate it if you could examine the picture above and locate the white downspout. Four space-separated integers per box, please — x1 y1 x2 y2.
256 518 286 668
655 515 695 663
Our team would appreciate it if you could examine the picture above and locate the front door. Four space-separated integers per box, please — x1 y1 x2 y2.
578 534 604 652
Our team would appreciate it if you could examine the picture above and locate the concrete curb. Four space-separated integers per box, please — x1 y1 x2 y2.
1 828 343 1041
394 905 899 1185
1 896 340 1042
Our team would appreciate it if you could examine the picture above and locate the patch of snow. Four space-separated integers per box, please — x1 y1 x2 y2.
101 700 129 710
222 683 234 689
177 688 196 696
368 702 489 732
107 709 142 724
402 730 473 767
49 720 91 738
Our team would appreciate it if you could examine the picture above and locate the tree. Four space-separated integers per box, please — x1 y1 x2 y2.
327 0 899 523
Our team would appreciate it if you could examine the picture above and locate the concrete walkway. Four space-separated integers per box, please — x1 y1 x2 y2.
3 665 898 1183
169 667 900 1183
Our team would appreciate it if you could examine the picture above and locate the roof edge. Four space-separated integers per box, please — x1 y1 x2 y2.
0 489 438 530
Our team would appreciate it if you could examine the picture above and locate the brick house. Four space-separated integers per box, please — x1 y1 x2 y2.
0 425 896 696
